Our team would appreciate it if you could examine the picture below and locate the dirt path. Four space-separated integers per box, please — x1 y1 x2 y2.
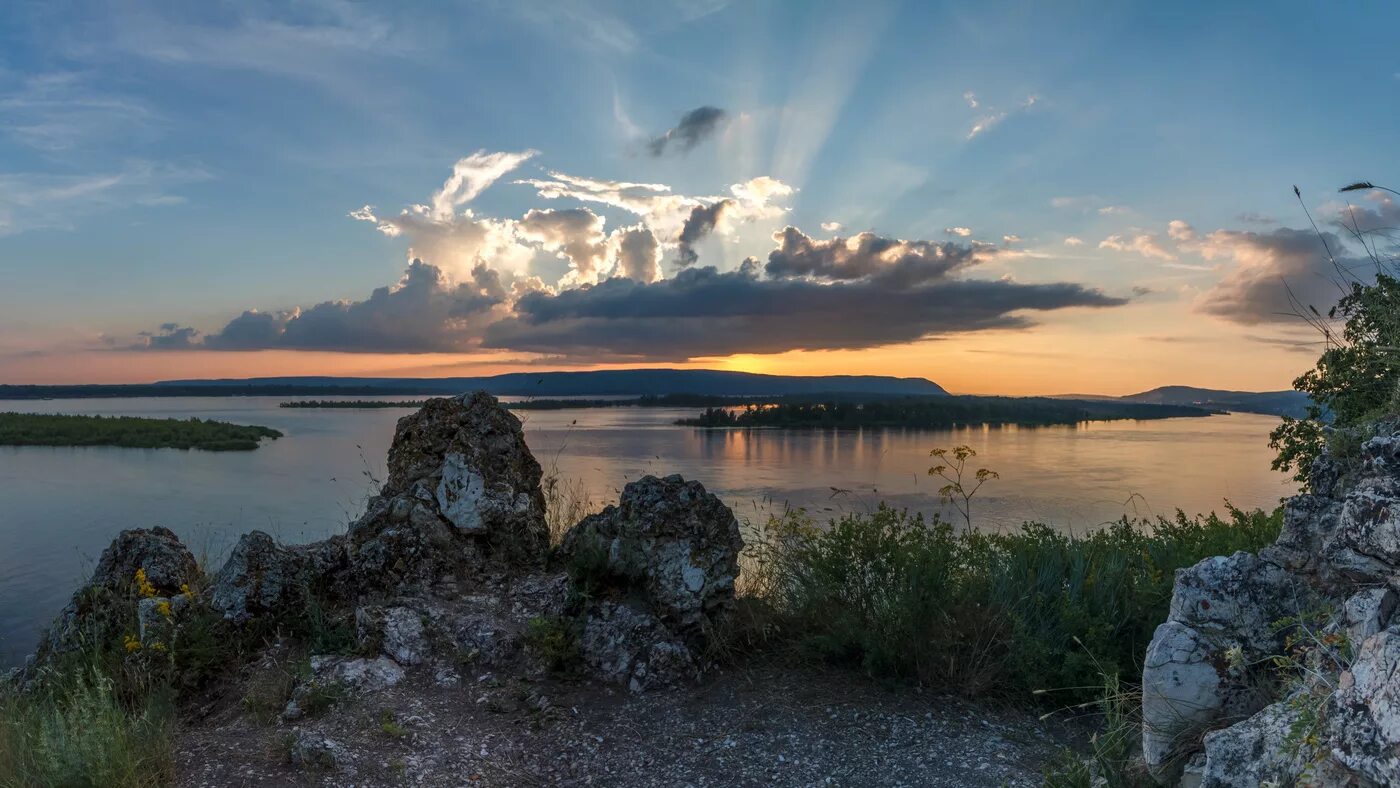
177 661 1069 787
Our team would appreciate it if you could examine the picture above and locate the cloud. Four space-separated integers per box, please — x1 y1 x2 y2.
1064 236 1084 246
517 207 608 283
821 221 842 233
1098 233 1176 261
1002 234 1022 245
646 106 727 156
1167 220 1196 242
1325 189 1400 235
191 260 508 352
765 227 991 287
137 154 1123 360
0 161 205 236
1195 227 1363 325
0 72 156 152
136 323 201 349
1097 205 1129 215
484 263 1124 360
431 150 537 218
945 226 972 237
610 225 660 282
676 199 731 266
966 93 1037 139
1236 212 1276 225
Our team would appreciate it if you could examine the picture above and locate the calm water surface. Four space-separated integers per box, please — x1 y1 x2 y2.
0 396 1292 665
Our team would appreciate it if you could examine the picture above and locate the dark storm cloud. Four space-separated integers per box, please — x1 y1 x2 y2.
675 199 731 266
482 265 1125 360
1195 227 1368 325
765 226 987 287
646 106 727 156
146 260 508 352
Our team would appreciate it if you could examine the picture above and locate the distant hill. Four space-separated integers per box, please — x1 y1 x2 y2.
1119 386 1311 418
0 369 947 400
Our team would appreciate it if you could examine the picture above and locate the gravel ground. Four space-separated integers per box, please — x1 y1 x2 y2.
176 660 1072 787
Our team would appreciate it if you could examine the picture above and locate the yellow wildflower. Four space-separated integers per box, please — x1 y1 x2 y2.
156 600 172 618
123 634 141 653
134 568 156 598
179 583 194 600
148 640 167 653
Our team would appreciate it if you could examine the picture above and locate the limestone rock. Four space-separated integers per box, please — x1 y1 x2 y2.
579 600 697 693
560 474 743 636
307 655 406 693
349 392 548 592
1196 701 1309 787
1326 628 1400 783
91 526 198 594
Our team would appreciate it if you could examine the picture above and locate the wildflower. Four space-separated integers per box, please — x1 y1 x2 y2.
135 568 157 598
148 640 167 653
180 583 194 600
156 599 172 618
123 634 142 653
1225 644 1245 672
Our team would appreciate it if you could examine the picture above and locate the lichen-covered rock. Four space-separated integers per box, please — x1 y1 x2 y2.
560 474 742 636
356 605 429 667
1195 700 1314 787
1143 423 1400 785
1326 627 1400 783
307 655 406 693
349 392 548 592
579 600 697 693
1141 553 1310 780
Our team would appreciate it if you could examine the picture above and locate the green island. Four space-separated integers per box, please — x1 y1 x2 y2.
676 395 1215 428
0 412 283 451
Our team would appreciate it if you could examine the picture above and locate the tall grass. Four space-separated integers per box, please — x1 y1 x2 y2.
0 666 175 788
748 504 1282 699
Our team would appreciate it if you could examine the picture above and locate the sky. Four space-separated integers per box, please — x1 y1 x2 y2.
1 0 1397 395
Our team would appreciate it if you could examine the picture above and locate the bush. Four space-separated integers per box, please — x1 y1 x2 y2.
753 504 1282 699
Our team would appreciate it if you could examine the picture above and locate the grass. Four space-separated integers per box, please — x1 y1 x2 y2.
0 666 176 788
0 412 282 451
744 503 1282 700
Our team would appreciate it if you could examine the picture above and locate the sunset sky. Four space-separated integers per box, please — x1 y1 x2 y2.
2 1 1396 394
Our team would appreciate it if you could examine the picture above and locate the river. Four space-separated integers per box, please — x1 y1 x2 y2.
0 396 1292 665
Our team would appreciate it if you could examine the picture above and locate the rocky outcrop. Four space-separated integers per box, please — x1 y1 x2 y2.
1142 425 1400 785
23 392 744 698
29 526 200 672
208 531 349 622
557 474 743 688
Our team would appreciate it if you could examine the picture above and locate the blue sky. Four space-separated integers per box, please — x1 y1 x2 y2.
1 0 1396 392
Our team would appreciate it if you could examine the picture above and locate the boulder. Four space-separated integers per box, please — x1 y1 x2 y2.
31 526 199 670
1195 701 1309 787
559 474 743 637
349 392 548 592
208 531 350 622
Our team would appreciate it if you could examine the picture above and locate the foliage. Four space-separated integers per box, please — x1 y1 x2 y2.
0 666 175 788
1041 672 1155 788
679 396 1211 429
749 504 1282 700
1271 273 1400 485
0 412 282 451
927 445 999 530
522 617 581 675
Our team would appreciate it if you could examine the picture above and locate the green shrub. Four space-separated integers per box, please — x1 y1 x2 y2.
754 504 1282 699
522 616 581 674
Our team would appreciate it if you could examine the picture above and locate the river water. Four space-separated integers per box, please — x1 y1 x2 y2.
0 396 1293 665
